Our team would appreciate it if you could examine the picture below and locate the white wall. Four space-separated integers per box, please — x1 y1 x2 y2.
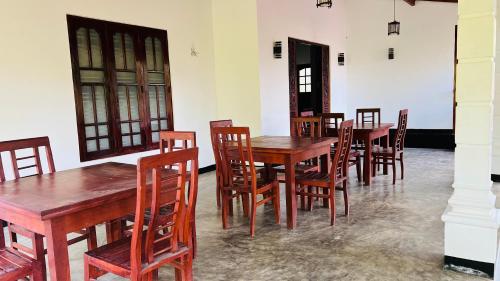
257 0 457 134
0 0 217 177
257 0 349 136
346 0 457 129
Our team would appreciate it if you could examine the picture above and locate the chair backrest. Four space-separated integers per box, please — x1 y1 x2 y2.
291 117 322 137
331 120 354 180
356 108 381 125
393 109 408 153
209 120 234 187
321 113 345 137
131 147 198 276
159 131 196 170
0 137 55 183
211 127 258 196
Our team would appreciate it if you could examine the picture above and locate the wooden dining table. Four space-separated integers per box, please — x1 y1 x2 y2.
0 162 146 281
353 123 394 185
250 136 337 229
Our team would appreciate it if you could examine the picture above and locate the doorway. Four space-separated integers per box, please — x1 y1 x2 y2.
288 38 330 132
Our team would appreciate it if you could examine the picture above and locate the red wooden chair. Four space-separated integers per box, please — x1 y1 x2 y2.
274 117 322 179
212 127 280 237
0 137 97 279
209 120 233 209
372 109 408 184
84 148 199 281
295 120 354 225
355 108 382 151
321 113 362 182
0 223 44 281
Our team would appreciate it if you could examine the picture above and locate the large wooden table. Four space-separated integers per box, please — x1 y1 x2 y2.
353 123 394 185
250 136 337 229
0 162 141 281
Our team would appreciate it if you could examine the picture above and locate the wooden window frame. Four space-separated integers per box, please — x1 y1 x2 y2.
67 15 174 162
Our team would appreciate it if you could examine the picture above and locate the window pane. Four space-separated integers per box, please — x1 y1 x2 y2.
151 120 159 131
148 73 164 84
299 77 305 84
145 37 155 70
299 85 305 92
118 86 128 121
87 140 97 152
131 122 140 133
306 76 311 84
122 136 131 147
132 134 142 146
306 85 311 92
152 132 159 143
158 87 166 118
98 125 108 136
299 69 305 76
89 29 103 68
121 123 130 134
306 68 311 75
82 86 94 124
85 126 96 138
160 120 167 130
124 34 135 70
99 138 110 150
149 86 158 118
129 87 139 120
154 38 163 70
113 33 124 70
116 72 136 84
94 86 107 123
76 28 89 68
80 70 104 83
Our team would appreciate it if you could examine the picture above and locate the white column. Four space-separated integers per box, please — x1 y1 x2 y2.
493 0 500 177
442 0 499 272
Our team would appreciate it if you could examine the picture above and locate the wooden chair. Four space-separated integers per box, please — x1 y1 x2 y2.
209 120 233 209
274 117 322 179
372 109 408 184
356 108 381 125
295 120 354 225
0 222 44 281
84 148 199 281
212 127 280 237
0 137 97 279
321 113 362 182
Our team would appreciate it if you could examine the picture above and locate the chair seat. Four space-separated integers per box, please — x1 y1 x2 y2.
86 235 189 273
274 163 318 174
223 177 276 194
295 171 346 187
0 248 36 280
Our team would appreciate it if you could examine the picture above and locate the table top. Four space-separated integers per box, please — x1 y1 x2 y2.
250 136 337 153
0 162 137 220
352 123 394 131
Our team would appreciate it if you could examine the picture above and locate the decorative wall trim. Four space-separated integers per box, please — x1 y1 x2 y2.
444 256 494 279
391 129 455 150
199 164 216 174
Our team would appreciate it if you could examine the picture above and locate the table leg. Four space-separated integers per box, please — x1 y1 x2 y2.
45 219 70 281
284 156 297 229
363 135 373 186
383 132 389 175
321 152 330 208
106 219 124 243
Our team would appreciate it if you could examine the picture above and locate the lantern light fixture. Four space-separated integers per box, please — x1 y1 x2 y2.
388 0 400 36
317 0 333 8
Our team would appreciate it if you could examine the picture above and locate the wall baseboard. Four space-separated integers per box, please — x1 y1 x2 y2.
390 129 455 150
444 256 494 279
199 164 216 174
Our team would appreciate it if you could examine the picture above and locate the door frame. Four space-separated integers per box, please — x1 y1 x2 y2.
288 37 330 134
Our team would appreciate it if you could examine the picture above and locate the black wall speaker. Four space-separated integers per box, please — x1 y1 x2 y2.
388 48 395 60
273 41 282 59
338 53 345 65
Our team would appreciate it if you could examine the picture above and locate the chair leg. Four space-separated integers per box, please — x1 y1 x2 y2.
84 256 100 281
343 180 349 216
329 186 336 226
392 156 397 185
216 182 221 209
221 191 229 229
308 186 313 211
242 193 250 217
250 196 257 237
372 156 377 177
356 156 362 182
299 185 306 210
273 182 281 224
31 260 45 281
400 153 404 180
32 233 47 281
86 226 98 250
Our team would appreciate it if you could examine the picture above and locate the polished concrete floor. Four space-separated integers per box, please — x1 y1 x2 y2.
17 148 492 280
